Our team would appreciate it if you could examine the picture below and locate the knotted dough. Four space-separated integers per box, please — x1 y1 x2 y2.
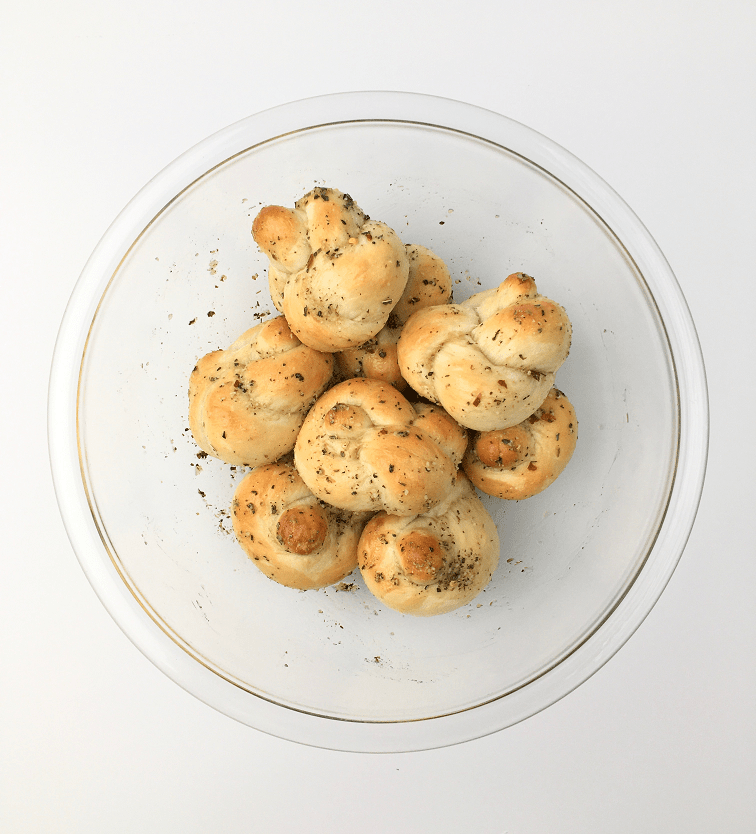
462 387 578 500
358 474 500 616
397 272 572 431
252 187 410 352
189 315 333 466
335 243 452 390
231 459 370 590
294 377 467 517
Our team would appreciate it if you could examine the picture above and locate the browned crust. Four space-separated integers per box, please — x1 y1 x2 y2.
252 188 410 352
397 273 571 431
231 460 370 590
358 474 500 616
293 377 464 516
188 316 334 466
462 388 578 499
334 243 452 388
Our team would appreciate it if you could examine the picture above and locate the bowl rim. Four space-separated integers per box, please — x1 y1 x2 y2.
48 90 709 752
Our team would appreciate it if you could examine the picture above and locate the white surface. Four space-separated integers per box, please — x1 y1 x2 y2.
1 1 754 831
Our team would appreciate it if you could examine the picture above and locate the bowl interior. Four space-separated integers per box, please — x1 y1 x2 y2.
77 118 677 723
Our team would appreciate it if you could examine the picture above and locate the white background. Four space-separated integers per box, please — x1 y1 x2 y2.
2 2 755 832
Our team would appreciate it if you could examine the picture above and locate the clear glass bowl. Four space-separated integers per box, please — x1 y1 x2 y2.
48 92 708 752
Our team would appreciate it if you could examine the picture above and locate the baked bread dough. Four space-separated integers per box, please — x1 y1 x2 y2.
335 243 452 390
189 315 333 466
397 272 572 431
231 459 370 590
358 473 500 616
294 377 467 516
252 187 410 352
462 387 577 500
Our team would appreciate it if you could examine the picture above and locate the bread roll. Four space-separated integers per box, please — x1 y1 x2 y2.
462 387 578 500
294 377 467 516
335 243 452 390
252 187 410 352
358 474 500 616
189 315 333 466
397 272 572 431
232 460 370 590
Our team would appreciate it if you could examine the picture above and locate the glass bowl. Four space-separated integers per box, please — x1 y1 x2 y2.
48 91 708 752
